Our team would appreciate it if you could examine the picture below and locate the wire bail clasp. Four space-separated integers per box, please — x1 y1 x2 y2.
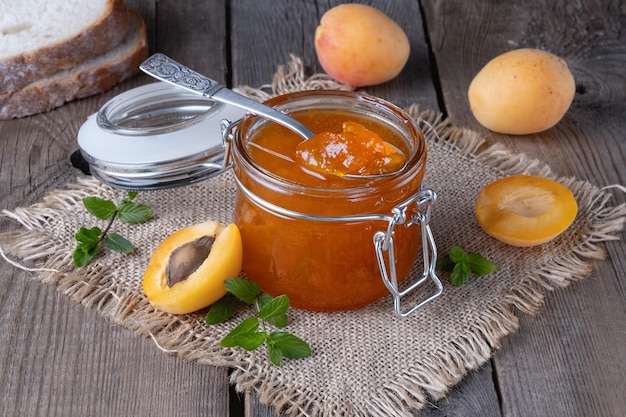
373 188 442 317
219 118 240 171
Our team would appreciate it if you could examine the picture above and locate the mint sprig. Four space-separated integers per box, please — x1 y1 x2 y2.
206 278 312 366
436 246 498 286
73 191 153 267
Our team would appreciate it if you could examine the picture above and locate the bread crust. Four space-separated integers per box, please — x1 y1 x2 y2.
0 0 131 95
0 11 148 120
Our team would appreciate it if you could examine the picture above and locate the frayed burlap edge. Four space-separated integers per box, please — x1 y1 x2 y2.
1 56 625 417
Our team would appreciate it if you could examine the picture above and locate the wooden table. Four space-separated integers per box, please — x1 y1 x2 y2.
1 1 624 416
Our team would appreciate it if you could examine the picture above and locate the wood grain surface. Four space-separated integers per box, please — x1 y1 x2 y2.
1 1 624 416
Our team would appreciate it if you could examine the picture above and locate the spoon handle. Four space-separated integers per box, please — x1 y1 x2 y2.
140 53 315 140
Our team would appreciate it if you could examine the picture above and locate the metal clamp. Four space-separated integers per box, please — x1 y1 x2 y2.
373 188 442 317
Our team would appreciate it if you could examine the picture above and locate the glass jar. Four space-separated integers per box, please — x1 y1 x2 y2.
224 90 441 314
77 82 246 189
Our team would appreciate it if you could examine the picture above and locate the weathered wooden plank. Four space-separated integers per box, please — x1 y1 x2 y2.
0 278 230 417
230 0 440 108
0 1 232 417
421 1 626 416
421 0 626 189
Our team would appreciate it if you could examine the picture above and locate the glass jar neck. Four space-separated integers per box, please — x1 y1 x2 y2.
231 90 427 216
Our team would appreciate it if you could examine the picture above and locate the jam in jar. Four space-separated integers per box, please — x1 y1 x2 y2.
227 90 439 313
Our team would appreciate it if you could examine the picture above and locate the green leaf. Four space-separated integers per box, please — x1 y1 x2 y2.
258 294 289 319
231 331 267 351
73 243 99 267
450 262 470 287
267 343 284 366
104 233 134 253
206 295 238 325
126 191 138 201
267 331 312 360
264 313 288 328
435 254 455 272
258 294 289 328
468 253 499 275
83 197 116 220
220 317 260 347
224 278 261 304
258 293 274 309
117 201 152 224
448 246 469 264
75 226 101 245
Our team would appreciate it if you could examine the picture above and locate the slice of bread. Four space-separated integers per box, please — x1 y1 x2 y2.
0 10 148 120
0 0 131 95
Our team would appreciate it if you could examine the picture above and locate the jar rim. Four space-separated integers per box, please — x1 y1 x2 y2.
232 90 427 195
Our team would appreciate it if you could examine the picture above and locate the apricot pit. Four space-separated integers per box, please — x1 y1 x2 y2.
143 221 243 314
475 175 577 247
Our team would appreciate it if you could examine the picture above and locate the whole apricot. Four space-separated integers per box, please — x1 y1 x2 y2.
475 175 578 247
314 4 410 87
142 221 243 314
468 48 575 134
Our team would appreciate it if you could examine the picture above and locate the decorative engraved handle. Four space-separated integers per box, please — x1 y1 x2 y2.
139 53 316 140
140 53 224 96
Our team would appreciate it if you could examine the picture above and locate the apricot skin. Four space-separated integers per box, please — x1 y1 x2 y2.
314 4 410 87
475 175 578 247
142 221 243 314
468 48 575 135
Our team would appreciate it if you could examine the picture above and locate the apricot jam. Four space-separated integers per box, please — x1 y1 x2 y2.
229 91 429 312
294 120 406 177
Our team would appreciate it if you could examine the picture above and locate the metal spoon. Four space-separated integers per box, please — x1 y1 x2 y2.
139 53 316 140
139 53 405 179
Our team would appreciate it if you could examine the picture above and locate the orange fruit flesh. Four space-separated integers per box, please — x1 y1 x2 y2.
474 175 578 247
142 221 243 314
295 121 406 177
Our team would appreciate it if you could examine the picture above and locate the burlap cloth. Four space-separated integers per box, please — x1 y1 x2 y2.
1 58 625 417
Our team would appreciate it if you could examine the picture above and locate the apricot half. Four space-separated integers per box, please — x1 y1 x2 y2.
314 4 410 87
142 221 243 314
475 175 578 247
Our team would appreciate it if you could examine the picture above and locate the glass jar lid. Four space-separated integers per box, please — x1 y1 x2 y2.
77 82 247 189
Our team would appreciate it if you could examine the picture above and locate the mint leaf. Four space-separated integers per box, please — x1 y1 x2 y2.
224 278 261 304
83 197 116 220
258 295 289 328
264 313 288 328
437 247 498 287
104 233 134 253
232 331 267 351
258 293 274 309
73 243 99 267
468 252 499 275
258 294 290 317
74 193 152 267
118 201 153 224
448 246 469 264
221 317 260 347
75 226 101 245
126 191 138 201
267 343 284 366
435 254 455 272
450 261 470 287
208 283 312 365
268 331 312 360
206 295 238 325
